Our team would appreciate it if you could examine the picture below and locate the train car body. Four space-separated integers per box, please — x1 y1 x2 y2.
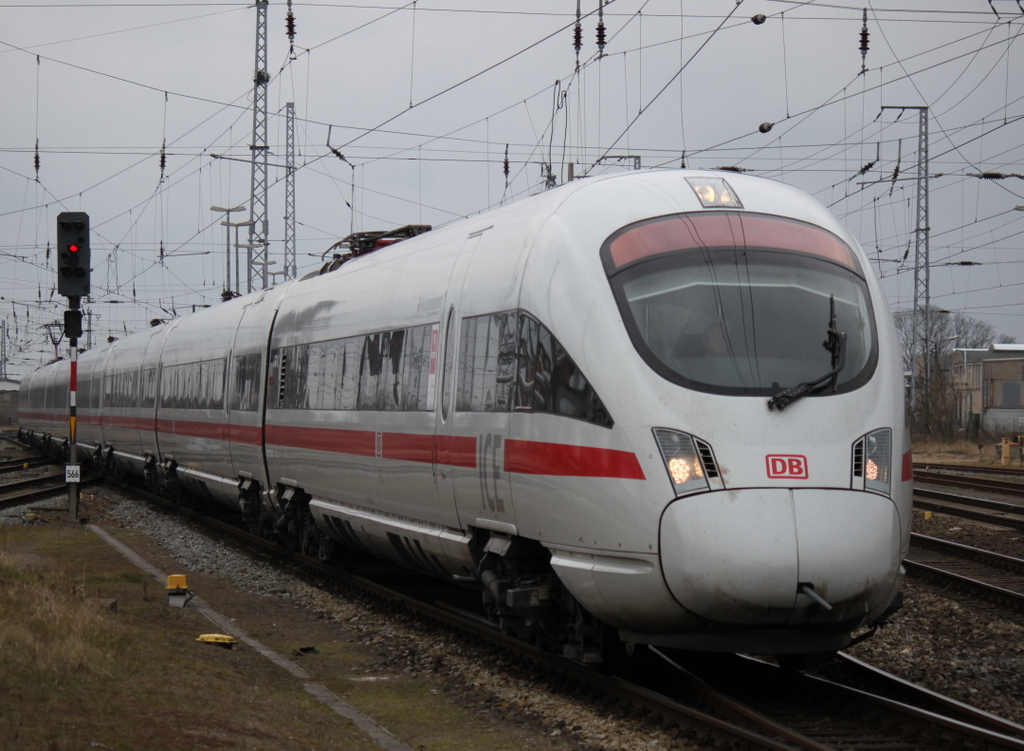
19 170 911 658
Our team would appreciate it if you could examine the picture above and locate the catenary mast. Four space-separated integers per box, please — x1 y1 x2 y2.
247 0 270 291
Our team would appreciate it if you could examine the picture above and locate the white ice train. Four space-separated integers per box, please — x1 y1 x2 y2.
19 170 912 660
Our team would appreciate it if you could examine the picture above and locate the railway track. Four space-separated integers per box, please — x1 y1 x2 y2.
0 474 101 512
90 475 1024 751
905 533 1024 615
649 649 1024 751
0 456 55 473
913 487 1024 530
915 461 1024 478
915 468 1024 496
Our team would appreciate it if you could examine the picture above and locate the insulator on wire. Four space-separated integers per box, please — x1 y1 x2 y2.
596 1 606 57
680 151 686 169
574 0 582 67
286 0 297 58
34 139 40 179
159 139 167 181
503 144 510 180
859 8 870 74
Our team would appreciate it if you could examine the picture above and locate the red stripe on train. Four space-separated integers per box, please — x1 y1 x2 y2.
505 439 646 480
23 414 645 480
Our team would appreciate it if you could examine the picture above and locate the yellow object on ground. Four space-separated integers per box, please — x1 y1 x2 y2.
196 634 237 648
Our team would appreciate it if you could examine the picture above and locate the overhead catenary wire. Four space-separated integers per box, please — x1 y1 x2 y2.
3 2 1024 367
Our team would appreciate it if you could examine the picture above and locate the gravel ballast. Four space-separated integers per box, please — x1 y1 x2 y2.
5 485 1024 749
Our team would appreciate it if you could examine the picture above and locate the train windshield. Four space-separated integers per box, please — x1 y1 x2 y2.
602 212 877 396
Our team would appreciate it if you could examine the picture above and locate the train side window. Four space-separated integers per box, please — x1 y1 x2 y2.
378 330 405 411
339 337 360 410
231 353 262 412
182 363 197 409
457 311 517 412
358 334 383 410
321 341 342 410
78 378 90 412
140 368 156 409
159 366 173 408
307 341 327 410
456 309 613 427
280 345 309 410
397 326 423 410
206 358 226 410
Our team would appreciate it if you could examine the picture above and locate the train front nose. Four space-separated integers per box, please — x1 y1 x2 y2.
659 488 902 626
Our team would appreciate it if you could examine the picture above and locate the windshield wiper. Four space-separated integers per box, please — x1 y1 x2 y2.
767 295 847 412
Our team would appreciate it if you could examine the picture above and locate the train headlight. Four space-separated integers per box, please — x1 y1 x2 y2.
686 177 742 208
855 428 892 495
654 428 710 497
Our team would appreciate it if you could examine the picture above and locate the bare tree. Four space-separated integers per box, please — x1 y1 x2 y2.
893 306 997 372
892 307 1008 436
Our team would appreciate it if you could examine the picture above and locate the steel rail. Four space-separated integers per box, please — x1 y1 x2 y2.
915 469 1024 495
911 532 1024 574
904 558 1024 612
915 462 1024 478
0 456 55 473
834 652 1024 741
797 659 1024 750
913 489 1024 531
654 650 1024 751
0 473 70 495
0 477 101 512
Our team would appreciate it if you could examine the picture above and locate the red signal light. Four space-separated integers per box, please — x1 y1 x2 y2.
68 244 80 253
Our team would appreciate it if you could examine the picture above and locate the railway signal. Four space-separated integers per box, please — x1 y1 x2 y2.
56 211 89 520
56 211 90 298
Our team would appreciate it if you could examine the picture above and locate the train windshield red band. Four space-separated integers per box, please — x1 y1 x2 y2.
606 212 861 275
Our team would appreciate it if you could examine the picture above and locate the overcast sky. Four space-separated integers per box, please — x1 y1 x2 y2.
1 1 1023 378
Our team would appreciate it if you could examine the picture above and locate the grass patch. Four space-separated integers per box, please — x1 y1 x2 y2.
0 525 380 751
913 437 998 464
0 551 132 679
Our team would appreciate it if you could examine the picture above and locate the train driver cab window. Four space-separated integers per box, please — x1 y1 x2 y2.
602 212 878 397
456 310 613 427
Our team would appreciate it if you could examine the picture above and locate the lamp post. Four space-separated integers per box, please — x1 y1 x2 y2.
223 219 254 297
235 241 267 294
211 205 246 296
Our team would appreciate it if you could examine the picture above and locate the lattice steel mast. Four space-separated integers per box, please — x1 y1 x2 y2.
884 105 930 405
284 101 297 280
247 0 270 292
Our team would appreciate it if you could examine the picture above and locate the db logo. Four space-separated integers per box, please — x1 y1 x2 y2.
766 455 808 479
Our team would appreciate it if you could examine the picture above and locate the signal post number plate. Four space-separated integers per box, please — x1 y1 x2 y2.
65 464 81 483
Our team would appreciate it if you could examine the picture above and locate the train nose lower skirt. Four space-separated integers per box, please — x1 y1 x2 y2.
659 488 902 626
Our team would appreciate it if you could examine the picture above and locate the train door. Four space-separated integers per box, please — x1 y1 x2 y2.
226 288 286 500
139 328 165 463
434 303 466 532
435 231 518 536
